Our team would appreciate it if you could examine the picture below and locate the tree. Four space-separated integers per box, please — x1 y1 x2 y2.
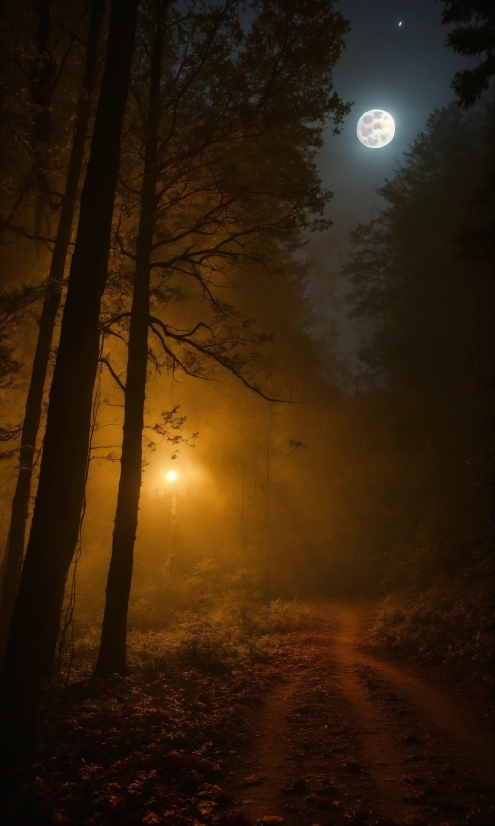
0 0 106 663
95 0 350 675
0 1 93 237
95 0 167 677
343 102 495 589
0 0 139 769
345 104 494 423
440 0 495 107
0 284 40 393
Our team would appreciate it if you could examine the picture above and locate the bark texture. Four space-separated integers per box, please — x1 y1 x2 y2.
0 0 106 664
96 6 165 677
29 0 57 236
0 0 139 768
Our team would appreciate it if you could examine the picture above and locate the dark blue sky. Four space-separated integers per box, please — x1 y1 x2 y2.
319 0 469 247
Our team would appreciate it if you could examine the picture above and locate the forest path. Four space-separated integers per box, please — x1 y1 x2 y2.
328 601 494 785
230 598 494 826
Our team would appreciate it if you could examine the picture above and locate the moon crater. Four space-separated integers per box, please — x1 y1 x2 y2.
357 109 395 148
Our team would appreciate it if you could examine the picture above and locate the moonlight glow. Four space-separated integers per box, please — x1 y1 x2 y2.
357 110 395 148
165 470 178 483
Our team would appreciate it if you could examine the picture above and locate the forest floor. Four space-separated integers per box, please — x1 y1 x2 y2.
227 599 494 826
2 598 494 826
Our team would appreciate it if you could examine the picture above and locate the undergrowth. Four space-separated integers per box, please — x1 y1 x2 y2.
4 564 304 825
64 563 306 681
372 572 494 686
373 586 495 682
370 484 495 689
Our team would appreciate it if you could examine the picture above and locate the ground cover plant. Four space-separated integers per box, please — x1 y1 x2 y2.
0 2 493 822
3 568 304 825
371 579 495 689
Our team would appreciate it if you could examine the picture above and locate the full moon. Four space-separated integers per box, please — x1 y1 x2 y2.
357 110 395 148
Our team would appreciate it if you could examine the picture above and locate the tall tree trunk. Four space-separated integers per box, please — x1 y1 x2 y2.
29 0 57 237
0 0 106 665
95 5 165 677
0 0 139 769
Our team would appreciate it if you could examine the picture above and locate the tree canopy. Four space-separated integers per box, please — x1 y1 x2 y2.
440 0 495 107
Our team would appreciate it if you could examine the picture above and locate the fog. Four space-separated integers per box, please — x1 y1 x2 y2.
0 0 493 818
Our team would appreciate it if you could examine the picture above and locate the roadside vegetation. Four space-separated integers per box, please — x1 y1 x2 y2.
6 568 302 825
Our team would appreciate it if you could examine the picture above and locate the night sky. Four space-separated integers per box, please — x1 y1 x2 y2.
319 0 469 248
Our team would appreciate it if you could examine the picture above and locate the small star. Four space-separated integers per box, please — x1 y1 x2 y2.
398 21 402 27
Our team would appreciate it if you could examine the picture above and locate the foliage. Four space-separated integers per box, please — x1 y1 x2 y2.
0 283 41 455
3 649 278 824
101 0 351 391
343 101 495 674
440 0 495 107
0 283 40 389
0 575 302 822
372 575 494 683
0 0 94 235
123 562 305 674
344 103 494 406
369 396 494 681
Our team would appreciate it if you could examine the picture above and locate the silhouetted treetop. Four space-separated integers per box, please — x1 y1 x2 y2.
344 103 494 419
440 0 495 107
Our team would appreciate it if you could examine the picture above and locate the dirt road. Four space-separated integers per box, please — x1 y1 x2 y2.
229 600 494 826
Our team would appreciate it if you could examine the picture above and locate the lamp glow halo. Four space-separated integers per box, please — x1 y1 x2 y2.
357 110 395 148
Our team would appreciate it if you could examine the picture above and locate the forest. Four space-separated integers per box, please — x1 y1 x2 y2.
0 1 493 825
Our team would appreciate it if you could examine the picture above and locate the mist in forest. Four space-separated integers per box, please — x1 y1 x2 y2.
0 0 493 818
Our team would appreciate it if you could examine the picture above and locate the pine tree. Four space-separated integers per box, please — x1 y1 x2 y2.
440 1 495 107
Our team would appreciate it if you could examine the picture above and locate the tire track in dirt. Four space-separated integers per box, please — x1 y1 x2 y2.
359 653 494 786
330 610 415 823
238 677 296 824
327 601 495 788
230 599 494 826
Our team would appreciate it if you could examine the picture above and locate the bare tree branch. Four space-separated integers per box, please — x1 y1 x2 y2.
148 314 288 403
99 357 126 393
